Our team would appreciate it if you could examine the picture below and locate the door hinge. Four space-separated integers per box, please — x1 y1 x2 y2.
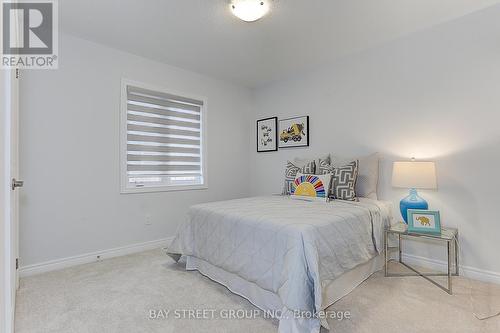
16 258 19 270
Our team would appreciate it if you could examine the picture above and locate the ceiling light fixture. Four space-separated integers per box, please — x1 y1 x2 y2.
230 0 270 22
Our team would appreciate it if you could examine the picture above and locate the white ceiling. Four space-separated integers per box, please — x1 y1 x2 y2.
60 0 500 88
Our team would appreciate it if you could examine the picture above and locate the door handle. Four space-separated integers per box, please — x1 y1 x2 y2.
11 178 24 190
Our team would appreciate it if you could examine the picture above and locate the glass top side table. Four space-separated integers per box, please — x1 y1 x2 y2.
384 222 459 294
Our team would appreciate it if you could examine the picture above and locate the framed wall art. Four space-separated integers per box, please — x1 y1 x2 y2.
256 117 278 152
278 116 309 148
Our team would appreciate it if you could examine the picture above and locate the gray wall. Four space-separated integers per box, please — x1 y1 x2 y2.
251 6 500 274
19 33 253 266
19 6 500 278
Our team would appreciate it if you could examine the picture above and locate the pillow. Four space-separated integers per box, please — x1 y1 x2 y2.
318 159 359 201
294 154 330 170
330 153 379 199
282 160 316 195
291 173 332 202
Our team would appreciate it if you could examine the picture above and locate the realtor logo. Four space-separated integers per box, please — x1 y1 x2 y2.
1 0 58 69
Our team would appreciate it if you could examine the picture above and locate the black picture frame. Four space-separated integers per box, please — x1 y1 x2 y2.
278 116 309 148
256 117 278 152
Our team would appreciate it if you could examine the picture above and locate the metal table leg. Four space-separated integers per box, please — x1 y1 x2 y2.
385 231 457 295
455 233 459 276
447 240 452 294
384 230 388 277
398 234 402 263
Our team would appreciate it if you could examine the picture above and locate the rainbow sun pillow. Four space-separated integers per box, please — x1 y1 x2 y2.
291 173 332 202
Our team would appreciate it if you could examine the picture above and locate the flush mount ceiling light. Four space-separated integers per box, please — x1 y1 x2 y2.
230 0 271 22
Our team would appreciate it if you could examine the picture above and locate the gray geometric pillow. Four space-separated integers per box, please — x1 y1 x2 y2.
318 159 359 201
282 160 316 195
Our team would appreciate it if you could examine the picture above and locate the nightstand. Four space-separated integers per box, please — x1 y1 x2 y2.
384 222 459 294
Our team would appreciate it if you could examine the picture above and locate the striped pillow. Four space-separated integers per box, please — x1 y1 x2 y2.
282 160 315 195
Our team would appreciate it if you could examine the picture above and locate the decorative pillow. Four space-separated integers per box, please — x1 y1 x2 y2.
294 154 330 170
330 153 379 199
318 159 359 201
291 173 332 202
282 160 315 195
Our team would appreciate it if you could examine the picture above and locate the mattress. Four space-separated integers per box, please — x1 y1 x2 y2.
167 196 393 333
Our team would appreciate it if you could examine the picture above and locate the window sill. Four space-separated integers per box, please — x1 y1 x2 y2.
120 184 208 194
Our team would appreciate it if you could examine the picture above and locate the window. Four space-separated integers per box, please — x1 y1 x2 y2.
120 80 206 193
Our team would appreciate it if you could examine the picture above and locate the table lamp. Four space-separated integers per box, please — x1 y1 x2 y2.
392 160 437 223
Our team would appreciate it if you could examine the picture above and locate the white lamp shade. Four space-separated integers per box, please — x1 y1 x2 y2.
392 161 437 189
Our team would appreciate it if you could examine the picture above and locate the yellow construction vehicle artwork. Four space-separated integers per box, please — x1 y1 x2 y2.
280 123 305 143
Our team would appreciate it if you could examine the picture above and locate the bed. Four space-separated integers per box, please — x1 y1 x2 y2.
167 195 393 333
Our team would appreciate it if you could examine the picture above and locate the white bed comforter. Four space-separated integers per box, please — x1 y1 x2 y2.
167 196 392 332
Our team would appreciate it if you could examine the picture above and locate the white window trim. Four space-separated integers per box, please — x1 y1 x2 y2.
120 79 208 194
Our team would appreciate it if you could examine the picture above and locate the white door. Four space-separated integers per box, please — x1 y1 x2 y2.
1 68 20 333
2 5 22 331
10 69 20 292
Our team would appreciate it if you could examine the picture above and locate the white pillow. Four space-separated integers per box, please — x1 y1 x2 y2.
290 173 332 202
330 153 379 199
293 154 330 169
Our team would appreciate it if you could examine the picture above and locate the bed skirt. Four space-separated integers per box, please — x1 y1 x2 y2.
184 254 384 332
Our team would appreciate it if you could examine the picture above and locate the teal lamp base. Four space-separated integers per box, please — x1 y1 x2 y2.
400 188 428 224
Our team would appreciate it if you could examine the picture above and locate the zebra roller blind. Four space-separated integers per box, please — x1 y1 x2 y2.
124 84 204 189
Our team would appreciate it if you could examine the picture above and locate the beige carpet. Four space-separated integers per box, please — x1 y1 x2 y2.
15 249 500 333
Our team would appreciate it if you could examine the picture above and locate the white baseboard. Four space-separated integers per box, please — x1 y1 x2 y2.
19 237 174 277
19 240 500 284
402 253 500 285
